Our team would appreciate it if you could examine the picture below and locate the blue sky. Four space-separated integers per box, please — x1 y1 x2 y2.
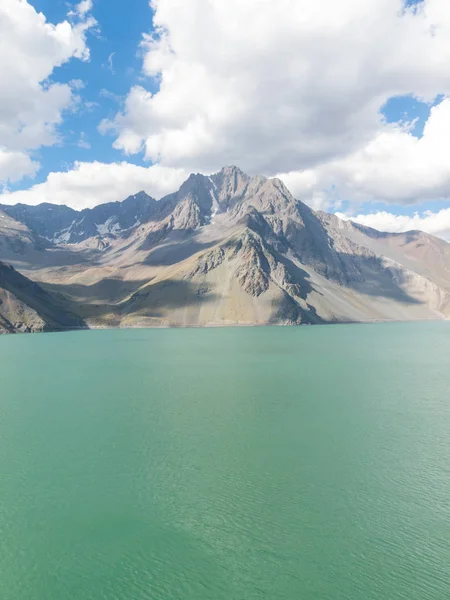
20 0 155 189
2 0 450 239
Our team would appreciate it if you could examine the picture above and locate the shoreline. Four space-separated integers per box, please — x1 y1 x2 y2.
1 315 448 336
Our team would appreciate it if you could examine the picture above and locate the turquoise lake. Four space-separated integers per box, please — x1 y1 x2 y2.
1 323 450 599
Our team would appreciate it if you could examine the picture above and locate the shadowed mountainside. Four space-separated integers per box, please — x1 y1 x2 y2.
0 262 86 333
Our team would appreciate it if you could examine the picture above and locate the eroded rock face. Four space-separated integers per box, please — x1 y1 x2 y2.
172 199 204 231
190 248 225 277
209 166 251 210
233 232 271 297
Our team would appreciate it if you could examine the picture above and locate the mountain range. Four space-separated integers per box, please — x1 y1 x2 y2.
1 165 450 333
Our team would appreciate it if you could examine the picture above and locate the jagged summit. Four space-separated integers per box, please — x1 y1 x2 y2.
0 167 285 244
2 166 450 332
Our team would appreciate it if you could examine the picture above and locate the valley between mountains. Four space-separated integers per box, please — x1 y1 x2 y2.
1 166 450 333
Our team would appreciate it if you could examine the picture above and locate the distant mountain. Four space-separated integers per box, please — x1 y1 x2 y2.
1 165 450 332
1 191 158 245
0 262 85 333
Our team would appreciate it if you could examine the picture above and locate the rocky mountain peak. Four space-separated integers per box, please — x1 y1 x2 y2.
166 173 214 229
219 165 248 178
179 172 210 192
209 165 251 210
121 190 155 207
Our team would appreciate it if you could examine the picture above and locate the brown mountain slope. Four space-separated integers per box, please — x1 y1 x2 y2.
319 213 450 291
0 262 86 333
1 166 450 330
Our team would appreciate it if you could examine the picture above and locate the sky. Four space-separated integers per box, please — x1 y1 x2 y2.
2 0 450 239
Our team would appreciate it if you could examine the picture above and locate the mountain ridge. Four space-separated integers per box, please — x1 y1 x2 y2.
1 166 450 332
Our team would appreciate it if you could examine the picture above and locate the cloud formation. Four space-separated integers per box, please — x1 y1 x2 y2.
73 0 94 17
103 0 450 196
276 99 450 206
0 161 189 209
0 0 95 185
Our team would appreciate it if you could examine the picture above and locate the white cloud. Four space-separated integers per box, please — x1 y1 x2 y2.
0 0 95 184
336 208 450 241
103 0 450 186
0 162 189 209
0 148 39 185
276 98 450 206
70 0 93 18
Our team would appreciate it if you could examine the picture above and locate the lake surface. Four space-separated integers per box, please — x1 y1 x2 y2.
1 323 450 599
